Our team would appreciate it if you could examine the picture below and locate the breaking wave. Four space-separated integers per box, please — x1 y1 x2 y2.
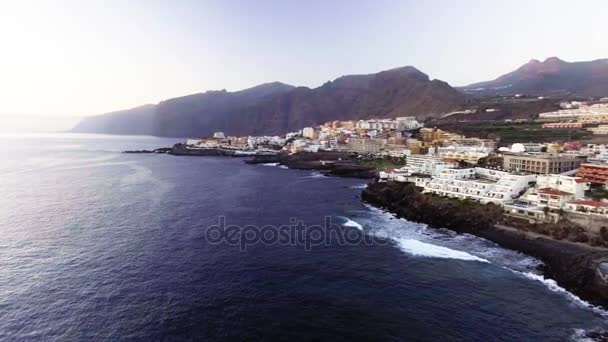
395 238 490 263
350 183 368 189
513 270 608 317
342 218 364 230
304 172 327 179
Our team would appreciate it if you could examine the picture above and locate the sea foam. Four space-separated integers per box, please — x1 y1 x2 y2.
396 238 490 263
342 218 364 230
513 270 608 317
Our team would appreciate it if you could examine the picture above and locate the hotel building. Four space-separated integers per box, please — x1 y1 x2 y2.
502 153 586 174
423 168 537 205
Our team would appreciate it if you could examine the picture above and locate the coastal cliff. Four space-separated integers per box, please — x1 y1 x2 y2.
361 181 608 307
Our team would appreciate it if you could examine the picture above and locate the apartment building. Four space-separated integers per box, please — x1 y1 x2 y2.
302 127 316 139
347 137 386 154
423 168 537 205
502 153 586 174
405 155 456 176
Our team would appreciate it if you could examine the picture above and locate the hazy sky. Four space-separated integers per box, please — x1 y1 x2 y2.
1 0 607 131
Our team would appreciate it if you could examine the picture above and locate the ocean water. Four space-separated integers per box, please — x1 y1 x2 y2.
1 133 607 341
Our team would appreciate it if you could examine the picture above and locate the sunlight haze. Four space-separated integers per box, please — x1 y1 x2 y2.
0 0 607 132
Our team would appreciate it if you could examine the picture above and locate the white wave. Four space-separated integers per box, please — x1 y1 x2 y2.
357 203 608 319
396 238 490 263
304 172 326 179
342 218 364 230
571 329 594 342
278 165 289 169
513 270 608 317
360 202 540 271
350 183 368 189
261 163 279 166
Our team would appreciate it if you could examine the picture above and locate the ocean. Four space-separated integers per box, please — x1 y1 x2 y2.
1 133 607 341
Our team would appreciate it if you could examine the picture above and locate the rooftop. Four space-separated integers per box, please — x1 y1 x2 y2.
568 200 608 208
537 188 573 196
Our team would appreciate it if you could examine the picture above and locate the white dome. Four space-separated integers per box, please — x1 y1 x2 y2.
510 143 526 153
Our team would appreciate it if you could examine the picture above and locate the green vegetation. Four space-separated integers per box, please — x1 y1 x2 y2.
437 122 592 144
589 187 608 200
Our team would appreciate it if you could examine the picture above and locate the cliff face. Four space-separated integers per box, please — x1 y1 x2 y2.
362 181 608 306
71 104 157 136
461 57 608 97
72 67 465 137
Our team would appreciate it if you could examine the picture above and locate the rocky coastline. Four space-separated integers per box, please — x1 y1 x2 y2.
124 143 255 157
125 143 608 308
361 181 608 307
245 151 377 179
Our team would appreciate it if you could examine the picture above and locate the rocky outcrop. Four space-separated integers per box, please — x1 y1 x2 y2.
362 181 608 307
123 147 172 154
246 151 377 179
167 143 250 157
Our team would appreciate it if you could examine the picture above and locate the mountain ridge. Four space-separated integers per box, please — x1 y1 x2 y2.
461 57 608 97
72 66 466 137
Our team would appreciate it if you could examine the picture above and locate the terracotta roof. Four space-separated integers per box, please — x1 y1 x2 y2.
581 163 608 169
568 200 608 208
537 187 573 196
575 178 589 183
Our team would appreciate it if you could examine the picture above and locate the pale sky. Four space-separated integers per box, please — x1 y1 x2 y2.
1 0 607 132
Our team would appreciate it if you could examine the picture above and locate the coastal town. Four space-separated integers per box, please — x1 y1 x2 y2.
174 98 608 246
136 97 608 307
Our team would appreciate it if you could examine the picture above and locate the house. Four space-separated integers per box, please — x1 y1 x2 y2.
577 163 608 187
565 200 608 216
503 174 589 222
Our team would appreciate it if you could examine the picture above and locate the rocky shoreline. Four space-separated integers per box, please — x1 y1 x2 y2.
124 143 255 157
245 151 377 179
361 181 608 307
126 144 608 309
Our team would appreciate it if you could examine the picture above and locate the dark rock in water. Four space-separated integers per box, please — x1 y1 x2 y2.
167 143 251 157
362 181 608 307
246 151 376 179
586 331 608 341
123 147 172 154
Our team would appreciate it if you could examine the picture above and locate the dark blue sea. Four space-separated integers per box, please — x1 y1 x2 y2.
1 133 607 341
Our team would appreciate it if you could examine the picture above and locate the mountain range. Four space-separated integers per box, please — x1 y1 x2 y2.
72 58 608 137
461 57 608 97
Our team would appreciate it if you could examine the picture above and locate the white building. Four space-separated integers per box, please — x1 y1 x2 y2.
504 174 589 222
424 168 537 205
285 131 302 139
355 117 422 131
379 167 433 188
564 200 608 217
435 146 491 164
213 132 225 139
405 155 457 176
186 138 202 146
539 103 608 121
302 127 316 139
588 125 608 135
396 117 423 130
